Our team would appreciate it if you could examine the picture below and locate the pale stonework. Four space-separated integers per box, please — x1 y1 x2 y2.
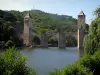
23 14 33 46
77 11 86 49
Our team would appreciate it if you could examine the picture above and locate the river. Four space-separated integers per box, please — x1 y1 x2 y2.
21 47 84 75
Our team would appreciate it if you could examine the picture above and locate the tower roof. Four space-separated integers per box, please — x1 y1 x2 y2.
24 13 30 18
78 11 85 15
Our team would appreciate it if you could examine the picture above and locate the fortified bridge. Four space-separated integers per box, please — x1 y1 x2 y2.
22 11 88 49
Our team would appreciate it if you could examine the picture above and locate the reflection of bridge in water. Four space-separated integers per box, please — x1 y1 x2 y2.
23 11 88 49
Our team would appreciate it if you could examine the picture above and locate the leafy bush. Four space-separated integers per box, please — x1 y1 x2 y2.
83 34 96 55
48 37 58 45
78 51 100 75
84 6 100 55
0 47 36 75
50 63 92 75
4 40 15 48
50 69 64 75
63 64 91 75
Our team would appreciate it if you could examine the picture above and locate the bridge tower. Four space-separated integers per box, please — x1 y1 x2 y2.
78 11 86 48
23 13 33 46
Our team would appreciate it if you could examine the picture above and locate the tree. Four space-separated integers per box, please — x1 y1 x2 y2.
94 5 100 16
0 47 36 75
0 10 23 48
84 6 100 55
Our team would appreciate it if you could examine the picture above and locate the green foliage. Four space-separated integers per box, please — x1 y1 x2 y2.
85 24 89 31
9 10 77 33
0 47 36 75
0 10 23 47
84 6 100 55
50 63 92 75
48 37 58 43
83 35 95 55
94 5 100 16
48 37 58 46
50 69 64 75
78 51 100 75
63 64 91 75
29 10 77 33
4 40 15 48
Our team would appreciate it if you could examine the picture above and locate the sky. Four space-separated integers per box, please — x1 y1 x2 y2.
0 0 100 24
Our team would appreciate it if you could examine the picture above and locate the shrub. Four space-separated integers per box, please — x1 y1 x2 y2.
50 63 92 75
63 64 91 75
0 47 36 75
48 37 58 44
77 51 100 75
50 69 64 75
4 40 15 48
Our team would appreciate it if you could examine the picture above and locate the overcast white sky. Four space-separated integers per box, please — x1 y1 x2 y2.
0 0 100 24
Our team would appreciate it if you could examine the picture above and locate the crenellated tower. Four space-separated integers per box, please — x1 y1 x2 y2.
23 13 33 46
77 11 86 48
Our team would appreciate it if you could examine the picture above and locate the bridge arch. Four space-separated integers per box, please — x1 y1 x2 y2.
48 36 58 47
32 36 40 45
65 35 77 47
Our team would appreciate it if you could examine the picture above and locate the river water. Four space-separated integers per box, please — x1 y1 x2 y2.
21 47 84 75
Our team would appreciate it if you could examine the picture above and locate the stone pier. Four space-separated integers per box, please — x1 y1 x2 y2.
40 32 48 48
58 32 66 48
78 27 85 48
77 11 86 49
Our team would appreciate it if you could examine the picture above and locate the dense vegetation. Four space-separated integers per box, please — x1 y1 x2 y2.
8 10 77 33
0 10 23 48
11 10 77 32
0 47 36 75
50 6 100 75
84 6 100 55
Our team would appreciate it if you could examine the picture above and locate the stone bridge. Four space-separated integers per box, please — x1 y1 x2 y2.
23 11 88 49
37 32 77 41
38 32 78 48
